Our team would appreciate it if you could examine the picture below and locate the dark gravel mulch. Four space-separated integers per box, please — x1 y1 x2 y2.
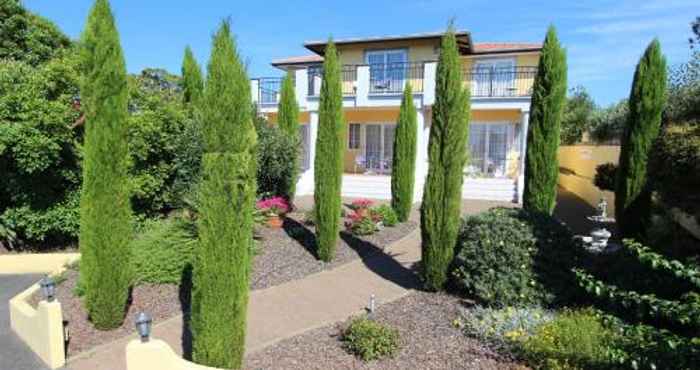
244 291 527 370
28 214 416 358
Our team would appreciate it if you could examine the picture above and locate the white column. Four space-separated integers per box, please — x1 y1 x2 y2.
517 110 530 204
356 65 370 107
297 111 319 195
294 68 308 110
250 79 259 104
422 62 438 106
414 109 430 202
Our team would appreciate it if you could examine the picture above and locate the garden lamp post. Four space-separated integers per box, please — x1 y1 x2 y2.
135 312 152 343
40 276 56 302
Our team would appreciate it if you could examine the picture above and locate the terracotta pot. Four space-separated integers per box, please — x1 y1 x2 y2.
267 214 284 228
356 208 369 218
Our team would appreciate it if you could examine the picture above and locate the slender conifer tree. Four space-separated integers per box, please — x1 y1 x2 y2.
278 71 300 201
78 0 132 329
182 46 204 105
314 40 344 262
391 83 418 222
191 20 257 369
420 26 470 291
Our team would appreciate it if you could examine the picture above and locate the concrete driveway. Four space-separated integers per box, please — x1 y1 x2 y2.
0 274 52 370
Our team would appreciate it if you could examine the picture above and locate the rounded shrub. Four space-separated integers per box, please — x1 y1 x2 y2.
452 208 581 307
342 316 400 361
373 204 399 227
593 163 617 192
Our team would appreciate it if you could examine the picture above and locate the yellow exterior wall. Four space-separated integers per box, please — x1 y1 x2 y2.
558 145 620 214
10 284 65 369
471 109 521 122
264 111 310 125
461 53 540 96
337 39 438 65
127 339 219 370
0 253 80 275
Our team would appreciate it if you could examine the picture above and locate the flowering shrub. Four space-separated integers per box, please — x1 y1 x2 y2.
350 198 374 211
255 196 290 217
458 306 555 351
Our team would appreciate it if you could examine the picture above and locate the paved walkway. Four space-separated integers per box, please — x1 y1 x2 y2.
0 274 51 370
66 198 513 370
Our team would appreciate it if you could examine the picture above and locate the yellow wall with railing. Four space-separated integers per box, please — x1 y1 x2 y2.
461 53 539 96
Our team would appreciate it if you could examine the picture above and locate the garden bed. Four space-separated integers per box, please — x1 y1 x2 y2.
29 212 416 358
244 291 525 370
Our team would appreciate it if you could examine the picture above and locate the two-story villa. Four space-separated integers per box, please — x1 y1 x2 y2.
251 30 541 203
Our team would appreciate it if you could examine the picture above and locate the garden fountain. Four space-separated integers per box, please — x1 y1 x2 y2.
581 198 620 254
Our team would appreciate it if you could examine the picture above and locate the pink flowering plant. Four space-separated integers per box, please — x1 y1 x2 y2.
255 196 290 217
349 198 374 211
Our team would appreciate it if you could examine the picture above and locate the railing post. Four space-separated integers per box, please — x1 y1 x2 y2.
423 61 437 105
295 68 308 109
250 79 259 105
356 65 370 106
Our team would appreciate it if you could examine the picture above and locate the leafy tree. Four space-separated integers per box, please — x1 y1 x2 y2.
690 16 699 48
191 20 256 369
420 26 470 291
78 0 132 329
391 83 417 222
181 46 204 105
523 26 568 215
615 39 667 239
589 100 628 143
0 55 82 244
313 39 344 262
0 0 71 66
561 86 595 144
277 71 300 201
255 117 297 198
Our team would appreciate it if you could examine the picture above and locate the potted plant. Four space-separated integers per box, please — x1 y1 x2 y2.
256 196 290 229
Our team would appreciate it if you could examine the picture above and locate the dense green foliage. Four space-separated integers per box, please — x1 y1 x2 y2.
519 309 619 370
181 46 203 105
313 40 344 262
420 27 470 291
191 20 256 369
342 317 400 361
523 26 567 215
373 204 398 227
649 124 700 221
561 86 596 145
131 217 196 284
0 56 81 244
666 50 699 123
78 0 132 330
575 240 700 369
460 306 555 351
593 163 617 192
615 40 667 239
453 208 581 307
589 100 628 143
277 71 300 201
0 0 71 66
255 117 298 198
391 84 417 222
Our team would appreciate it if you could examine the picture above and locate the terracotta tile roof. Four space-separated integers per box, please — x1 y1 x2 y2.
304 30 470 47
472 42 542 53
271 54 324 66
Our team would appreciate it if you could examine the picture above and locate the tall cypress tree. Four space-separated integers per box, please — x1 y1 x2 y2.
615 39 667 239
523 26 567 215
391 83 418 222
314 39 344 262
191 20 257 369
78 0 132 330
420 27 470 291
277 71 300 201
182 45 204 105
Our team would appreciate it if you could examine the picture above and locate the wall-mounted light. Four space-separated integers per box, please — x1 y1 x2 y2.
40 276 56 302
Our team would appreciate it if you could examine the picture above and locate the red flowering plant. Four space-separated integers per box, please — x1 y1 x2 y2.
255 196 290 218
344 206 383 235
349 198 374 211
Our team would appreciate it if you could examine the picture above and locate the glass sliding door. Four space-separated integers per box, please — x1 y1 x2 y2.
361 123 395 174
367 49 407 93
466 123 515 178
471 59 516 97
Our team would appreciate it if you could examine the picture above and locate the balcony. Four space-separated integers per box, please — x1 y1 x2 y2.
464 66 537 98
252 64 537 111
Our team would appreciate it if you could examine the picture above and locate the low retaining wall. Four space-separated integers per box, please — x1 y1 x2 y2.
0 252 80 275
126 339 220 370
558 145 619 214
9 284 65 369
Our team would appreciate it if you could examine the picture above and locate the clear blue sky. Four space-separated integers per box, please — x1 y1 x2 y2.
25 0 697 106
